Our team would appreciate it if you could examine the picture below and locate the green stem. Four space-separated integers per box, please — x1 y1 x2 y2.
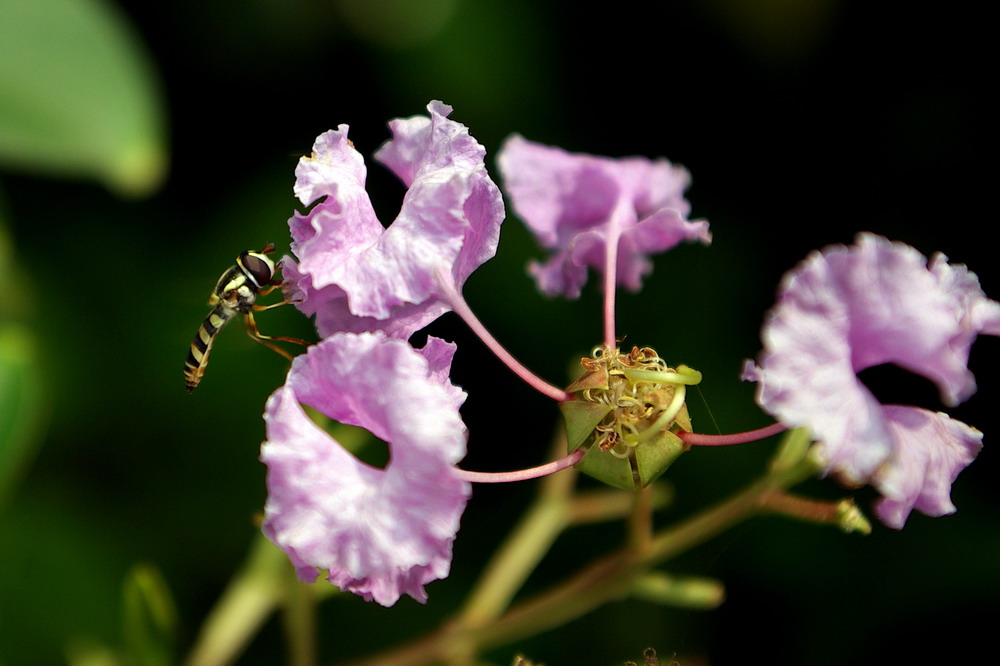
185 534 287 666
627 484 654 553
457 495 571 629
283 579 317 666
478 478 780 651
349 455 819 665
570 485 672 525
457 434 578 629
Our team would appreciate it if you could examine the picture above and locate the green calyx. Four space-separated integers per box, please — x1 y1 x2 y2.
561 346 701 491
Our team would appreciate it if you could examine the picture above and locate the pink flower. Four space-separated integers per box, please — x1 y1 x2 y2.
260 332 470 605
283 101 505 339
497 135 710 298
743 233 1000 527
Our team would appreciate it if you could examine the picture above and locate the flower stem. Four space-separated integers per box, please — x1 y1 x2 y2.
757 490 842 523
453 449 585 483
602 211 624 349
435 269 571 402
678 421 787 446
757 493 872 534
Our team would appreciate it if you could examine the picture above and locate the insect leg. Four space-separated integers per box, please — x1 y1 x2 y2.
255 281 304 303
242 312 310 360
252 293 306 316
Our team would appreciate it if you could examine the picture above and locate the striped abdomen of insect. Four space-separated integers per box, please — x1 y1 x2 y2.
184 299 240 392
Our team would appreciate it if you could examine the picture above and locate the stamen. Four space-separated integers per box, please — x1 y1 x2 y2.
626 384 687 445
608 442 632 459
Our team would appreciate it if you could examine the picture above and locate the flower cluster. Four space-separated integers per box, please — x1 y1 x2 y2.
262 101 501 605
260 101 996 606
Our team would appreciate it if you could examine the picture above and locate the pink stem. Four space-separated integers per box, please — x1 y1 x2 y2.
678 422 787 446
436 270 571 403
454 449 585 483
603 215 622 349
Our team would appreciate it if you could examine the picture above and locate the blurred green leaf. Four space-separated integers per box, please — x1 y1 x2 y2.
336 0 458 49
64 639 121 666
0 323 44 506
0 204 44 507
0 0 167 196
122 564 178 666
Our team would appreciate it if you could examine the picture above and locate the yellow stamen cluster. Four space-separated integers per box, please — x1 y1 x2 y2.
572 345 702 459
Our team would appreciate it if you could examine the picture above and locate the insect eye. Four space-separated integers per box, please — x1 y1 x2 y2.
241 251 274 286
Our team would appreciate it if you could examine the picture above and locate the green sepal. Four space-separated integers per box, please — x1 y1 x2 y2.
635 430 687 487
559 399 612 452
576 444 635 491
560 399 636 490
564 365 608 394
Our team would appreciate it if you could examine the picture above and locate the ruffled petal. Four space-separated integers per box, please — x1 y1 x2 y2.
261 333 470 606
284 102 504 339
873 406 983 529
498 134 710 298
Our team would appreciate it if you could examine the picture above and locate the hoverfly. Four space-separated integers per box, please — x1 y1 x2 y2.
184 244 306 392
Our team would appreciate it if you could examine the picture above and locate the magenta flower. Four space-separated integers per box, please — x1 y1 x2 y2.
743 233 1000 527
497 135 711 299
260 332 471 605
283 101 505 338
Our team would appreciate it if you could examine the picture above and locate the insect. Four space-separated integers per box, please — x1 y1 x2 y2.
184 243 306 393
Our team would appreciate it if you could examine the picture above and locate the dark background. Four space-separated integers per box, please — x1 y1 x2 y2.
1 1 995 664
